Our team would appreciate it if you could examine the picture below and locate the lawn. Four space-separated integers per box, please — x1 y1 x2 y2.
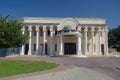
0 59 59 78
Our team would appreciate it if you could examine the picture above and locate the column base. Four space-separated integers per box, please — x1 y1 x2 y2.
105 52 109 56
77 51 82 55
91 52 94 55
28 51 32 55
59 51 63 55
36 50 39 55
20 51 24 55
84 51 88 55
42 51 45 55
98 51 102 55
50 53 54 56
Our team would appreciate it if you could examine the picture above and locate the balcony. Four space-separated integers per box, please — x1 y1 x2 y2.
58 30 80 35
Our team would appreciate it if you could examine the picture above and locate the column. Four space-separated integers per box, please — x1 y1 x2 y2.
84 27 88 55
77 35 82 55
105 27 109 55
91 27 95 55
35 26 39 55
98 27 101 55
20 26 25 55
28 26 32 55
59 35 63 55
57 36 59 54
50 27 53 56
43 26 46 55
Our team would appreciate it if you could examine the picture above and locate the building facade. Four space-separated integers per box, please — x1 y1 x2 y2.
17 17 109 56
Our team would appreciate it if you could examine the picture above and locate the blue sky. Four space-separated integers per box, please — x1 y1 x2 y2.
0 0 120 28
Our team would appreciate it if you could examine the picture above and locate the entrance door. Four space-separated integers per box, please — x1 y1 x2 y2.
25 44 29 55
101 44 104 55
64 43 76 55
45 44 47 55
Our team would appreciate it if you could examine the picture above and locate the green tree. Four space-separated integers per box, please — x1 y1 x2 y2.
0 16 28 49
108 25 120 51
0 16 9 48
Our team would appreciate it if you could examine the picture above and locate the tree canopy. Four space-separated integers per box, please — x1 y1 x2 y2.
0 16 28 48
108 25 120 51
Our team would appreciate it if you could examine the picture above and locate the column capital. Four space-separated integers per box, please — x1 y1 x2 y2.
35 26 39 31
98 27 101 32
104 27 109 32
77 26 81 31
77 34 82 37
43 26 46 31
84 27 88 32
28 26 32 31
91 26 95 32
21 26 25 31
50 28 53 32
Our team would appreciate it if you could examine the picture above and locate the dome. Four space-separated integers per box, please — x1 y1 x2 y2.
63 25 76 30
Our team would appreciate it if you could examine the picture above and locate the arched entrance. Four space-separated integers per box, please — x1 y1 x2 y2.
58 18 82 55
62 34 77 55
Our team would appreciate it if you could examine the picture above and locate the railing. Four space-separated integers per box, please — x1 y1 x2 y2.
58 30 80 34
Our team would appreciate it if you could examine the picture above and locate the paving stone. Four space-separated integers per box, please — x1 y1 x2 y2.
15 67 113 80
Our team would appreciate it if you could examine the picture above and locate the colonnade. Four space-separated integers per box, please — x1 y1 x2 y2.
20 25 55 55
20 25 108 56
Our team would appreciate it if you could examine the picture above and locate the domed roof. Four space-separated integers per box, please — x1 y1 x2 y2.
63 25 76 30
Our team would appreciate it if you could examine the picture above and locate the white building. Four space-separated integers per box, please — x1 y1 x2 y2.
16 17 108 56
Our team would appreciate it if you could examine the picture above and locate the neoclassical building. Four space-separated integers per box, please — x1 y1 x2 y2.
17 17 108 56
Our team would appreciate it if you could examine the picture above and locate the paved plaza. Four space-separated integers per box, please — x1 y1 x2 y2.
0 56 120 80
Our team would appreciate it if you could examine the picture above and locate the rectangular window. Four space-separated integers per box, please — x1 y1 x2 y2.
100 32 102 37
101 44 104 55
34 44 36 51
34 31 36 36
55 30 57 36
48 30 50 36
40 29 43 36
26 31 29 36
40 44 43 51
55 44 57 51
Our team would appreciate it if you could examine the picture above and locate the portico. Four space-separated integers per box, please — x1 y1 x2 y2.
18 17 108 56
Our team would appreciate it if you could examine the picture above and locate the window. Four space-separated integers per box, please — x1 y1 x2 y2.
87 32 89 37
34 44 36 51
40 29 43 36
55 44 57 51
55 30 57 36
40 44 43 51
101 44 104 55
26 31 29 36
34 31 36 36
100 32 102 37
48 29 50 36
94 32 96 36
